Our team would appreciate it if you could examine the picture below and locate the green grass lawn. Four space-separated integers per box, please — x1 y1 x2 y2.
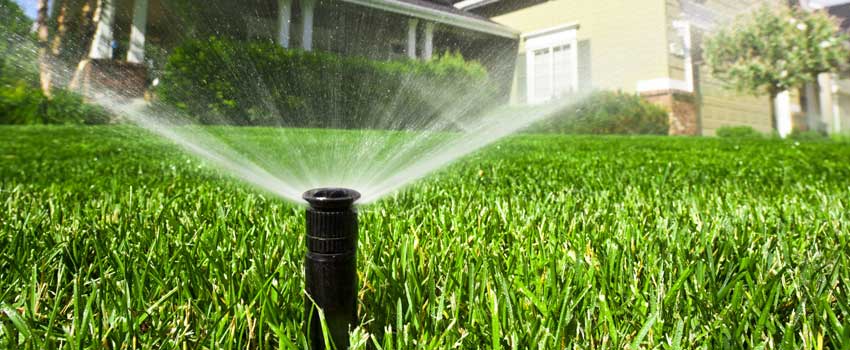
1 126 849 349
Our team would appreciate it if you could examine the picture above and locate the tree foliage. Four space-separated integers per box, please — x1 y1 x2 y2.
0 0 36 80
0 0 32 41
704 5 850 97
0 0 110 124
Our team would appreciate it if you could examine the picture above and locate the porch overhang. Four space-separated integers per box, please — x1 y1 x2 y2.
454 0 499 11
340 0 519 39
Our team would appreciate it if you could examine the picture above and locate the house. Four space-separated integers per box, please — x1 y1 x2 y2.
78 0 518 96
85 0 849 136
800 1 850 136
462 0 850 136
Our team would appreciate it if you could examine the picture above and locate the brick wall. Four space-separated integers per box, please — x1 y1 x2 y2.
641 90 699 135
76 59 147 98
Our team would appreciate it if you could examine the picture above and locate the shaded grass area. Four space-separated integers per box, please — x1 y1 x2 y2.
1 125 849 349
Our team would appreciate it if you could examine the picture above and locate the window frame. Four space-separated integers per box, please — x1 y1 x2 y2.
524 23 579 104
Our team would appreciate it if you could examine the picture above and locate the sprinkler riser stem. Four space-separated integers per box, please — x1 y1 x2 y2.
303 188 360 350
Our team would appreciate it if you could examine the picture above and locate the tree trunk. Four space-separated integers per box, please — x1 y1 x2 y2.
51 0 70 56
78 0 98 45
36 0 52 98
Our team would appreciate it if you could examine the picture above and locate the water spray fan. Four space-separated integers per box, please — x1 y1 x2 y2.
302 188 361 350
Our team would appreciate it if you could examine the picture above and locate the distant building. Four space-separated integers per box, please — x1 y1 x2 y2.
81 0 517 96
806 1 850 136
90 0 850 136
463 0 850 136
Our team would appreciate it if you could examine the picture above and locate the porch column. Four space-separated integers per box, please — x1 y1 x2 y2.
277 0 292 48
818 73 837 133
680 22 694 93
407 18 419 59
127 0 149 63
89 0 116 59
301 0 315 51
830 74 842 133
775 90 793 138
834 92 842 134
423 21 434 60
804 82 819 131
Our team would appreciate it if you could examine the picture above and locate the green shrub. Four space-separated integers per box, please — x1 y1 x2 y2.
0 82 110 125
45 89 111 125
158 37 491 128
0 81 43 124
532 91 669 135
715 126 763 138
789 129 829 141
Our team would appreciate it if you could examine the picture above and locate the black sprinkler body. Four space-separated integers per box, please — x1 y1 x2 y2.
303 188 361 350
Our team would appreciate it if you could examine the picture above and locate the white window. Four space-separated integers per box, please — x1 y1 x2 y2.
525 24 579 104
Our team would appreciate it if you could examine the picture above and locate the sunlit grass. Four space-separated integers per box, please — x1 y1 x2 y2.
1 125 849 349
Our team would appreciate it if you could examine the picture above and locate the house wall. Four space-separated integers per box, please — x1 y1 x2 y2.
836 79 850 134
666 0 687 83
678 0 780 136
490 0 783 135
839 93 850 134
697 66 774 135
490 0 671 103
818 76 850 135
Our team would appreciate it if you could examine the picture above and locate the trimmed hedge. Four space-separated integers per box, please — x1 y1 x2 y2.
0 81 110 125
716 125 763 138
159 37 492 128
532 91 669 135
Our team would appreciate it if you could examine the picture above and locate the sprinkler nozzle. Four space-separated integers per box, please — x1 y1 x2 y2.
303 188 361 210
303 188 361 350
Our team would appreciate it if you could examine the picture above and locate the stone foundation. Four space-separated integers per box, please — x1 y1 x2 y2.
75 59 147 98
640 90 699 136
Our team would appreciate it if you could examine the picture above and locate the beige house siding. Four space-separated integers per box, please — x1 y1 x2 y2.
666 0 686 82
490 0 788 135
835 79 850 134
491 0 670 103
698 66 774 135
839 93 850 134
676 0 778 135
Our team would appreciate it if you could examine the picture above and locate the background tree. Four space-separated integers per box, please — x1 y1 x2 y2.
0 0 35 79
704 5 849 133
36 0 52 97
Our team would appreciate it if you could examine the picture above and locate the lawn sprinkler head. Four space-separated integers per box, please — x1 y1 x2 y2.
303 188 361 210
303 188 361 350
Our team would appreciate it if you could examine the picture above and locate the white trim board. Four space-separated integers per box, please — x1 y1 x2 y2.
671 20 695 93
341 0 519 38
524 24 578 51
454 0 499 10
522 22 580 40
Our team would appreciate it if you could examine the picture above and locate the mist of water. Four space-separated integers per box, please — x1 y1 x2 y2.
91 87 580 204
1 1 605 204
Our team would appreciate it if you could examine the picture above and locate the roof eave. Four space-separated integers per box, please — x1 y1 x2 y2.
341 0 519 39
454 0 500 11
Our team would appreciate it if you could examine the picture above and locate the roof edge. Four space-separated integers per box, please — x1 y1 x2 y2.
454 0 500 11
341 0 519 39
